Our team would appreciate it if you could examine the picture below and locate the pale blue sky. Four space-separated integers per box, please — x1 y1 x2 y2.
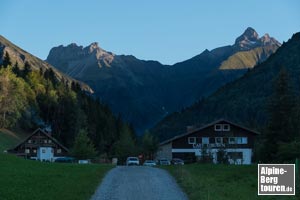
1 0 299 64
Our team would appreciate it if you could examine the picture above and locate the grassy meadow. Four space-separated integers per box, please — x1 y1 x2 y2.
0 153 113 200
0 129 23 152
163 164 299 200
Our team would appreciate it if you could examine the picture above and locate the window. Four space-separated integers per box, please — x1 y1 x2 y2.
214 124 222 131
242 137 248 144
236 137 242 144
44 140 48 143
223 124 230 131
25 149 30 154
42 149 46 153
228 137 247 144
202 137 209 144
215 137 223 144
28 140 32 143
188 137 196 144
48 140 52 143
57 149 62 154
229 137 236 144
33 149 37 153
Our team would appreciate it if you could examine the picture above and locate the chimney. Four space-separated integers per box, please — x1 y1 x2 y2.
43 126 52 135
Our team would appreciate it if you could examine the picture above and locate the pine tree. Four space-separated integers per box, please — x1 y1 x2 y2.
260 68 296 162
23 61 32 78
2 51 12 68
141 130 158 160
12 61 21 76
113 124 137 164
71 129 97 160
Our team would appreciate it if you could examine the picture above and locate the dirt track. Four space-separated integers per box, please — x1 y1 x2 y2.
91 166 188 200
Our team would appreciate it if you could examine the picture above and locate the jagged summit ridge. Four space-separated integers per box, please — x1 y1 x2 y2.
234 27 280 50
47 42 115 70
239 27 259 41
46 28 281 132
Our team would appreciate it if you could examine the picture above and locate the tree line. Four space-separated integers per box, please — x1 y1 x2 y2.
257 68 300 163
0 52 158 161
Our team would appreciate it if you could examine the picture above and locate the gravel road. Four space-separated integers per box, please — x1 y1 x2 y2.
90 166 188 200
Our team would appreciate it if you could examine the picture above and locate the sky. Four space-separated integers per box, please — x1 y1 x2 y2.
1 0 300 65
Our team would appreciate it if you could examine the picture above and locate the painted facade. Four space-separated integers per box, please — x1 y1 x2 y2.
156 119 259 164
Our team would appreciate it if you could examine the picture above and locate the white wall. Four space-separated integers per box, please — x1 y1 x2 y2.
171 148 253 164
37 147 53 161
156 143 172 160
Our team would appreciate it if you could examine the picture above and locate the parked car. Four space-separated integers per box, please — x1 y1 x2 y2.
157 159 171 165
143 160 157 167
78 160 91 164
126 157 140 166
54 157 75 163
171 158 184 165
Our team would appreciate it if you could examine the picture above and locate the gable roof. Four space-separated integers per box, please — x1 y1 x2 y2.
8 128 69 152
160 119 259 145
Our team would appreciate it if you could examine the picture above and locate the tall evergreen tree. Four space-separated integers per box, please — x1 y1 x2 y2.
2 51 12 68
71 129 97 160
113 124 137 163
141 130 158 160
23 61 32 78
260 68 296 162
12 61 21 76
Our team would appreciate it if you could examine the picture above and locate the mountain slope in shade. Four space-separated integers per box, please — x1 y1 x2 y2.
0 35 93 93
152 32 300 141
46 27 280 133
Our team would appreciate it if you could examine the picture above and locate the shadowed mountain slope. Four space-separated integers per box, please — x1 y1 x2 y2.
46 27 280 133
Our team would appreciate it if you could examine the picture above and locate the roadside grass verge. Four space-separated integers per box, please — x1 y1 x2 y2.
162 164 298 200
0 153 113 200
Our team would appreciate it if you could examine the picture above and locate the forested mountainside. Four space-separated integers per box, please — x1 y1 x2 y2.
152 32 300 141
46 27 280 133
0 35 92 93
0 36 135 156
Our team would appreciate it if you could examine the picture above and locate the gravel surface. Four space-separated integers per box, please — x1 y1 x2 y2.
90 166 188 200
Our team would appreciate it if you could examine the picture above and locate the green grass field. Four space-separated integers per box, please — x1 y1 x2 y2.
0 153 113 200
0 129 22 152
163 164 298 200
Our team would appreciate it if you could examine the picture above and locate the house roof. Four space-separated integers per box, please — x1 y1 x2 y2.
8 128 69 152
159 119 260 146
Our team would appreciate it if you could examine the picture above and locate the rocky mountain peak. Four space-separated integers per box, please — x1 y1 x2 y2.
234 27 280 50
87 42 100 53
47 42 116 72
83 42 115 62
241 27 259 40
260 33 281 46
67 43 79 47
234 27 259 49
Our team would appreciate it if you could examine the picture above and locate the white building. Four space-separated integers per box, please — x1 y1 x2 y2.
156 119 259 164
